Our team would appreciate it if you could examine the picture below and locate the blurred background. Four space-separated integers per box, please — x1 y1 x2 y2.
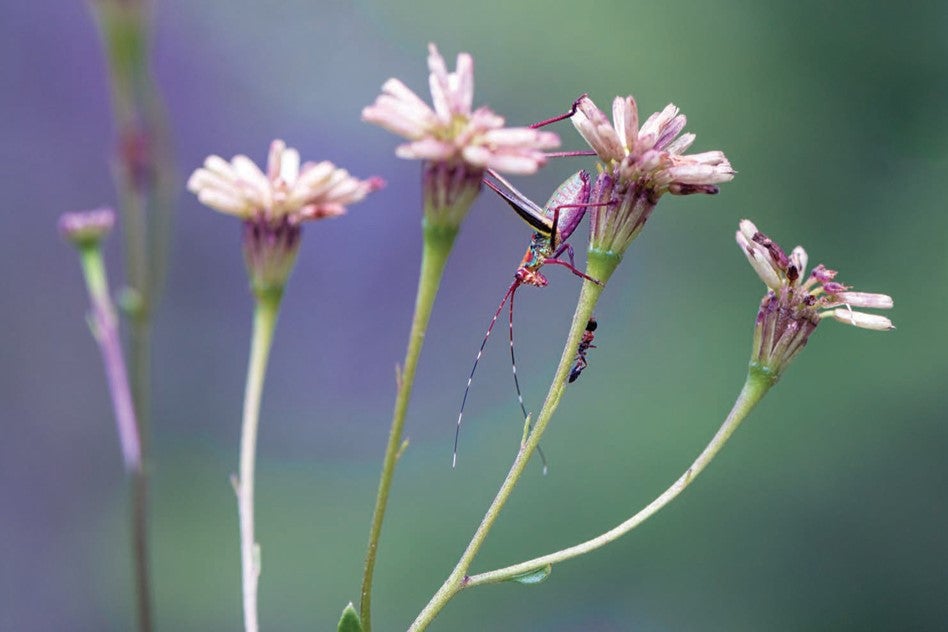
3 0 946 630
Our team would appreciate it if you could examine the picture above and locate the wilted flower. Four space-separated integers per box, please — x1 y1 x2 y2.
572 95 734 255
188 140 382 296
363 43 559 228
736 220 894 380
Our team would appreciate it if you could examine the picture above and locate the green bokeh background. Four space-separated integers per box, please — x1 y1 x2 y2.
3 1 946 630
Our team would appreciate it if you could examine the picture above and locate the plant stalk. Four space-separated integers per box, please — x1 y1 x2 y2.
360 221 458 631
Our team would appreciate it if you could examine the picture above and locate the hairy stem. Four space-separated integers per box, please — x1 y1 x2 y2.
408 249 620 631
360 221 458 631
237 294 282 632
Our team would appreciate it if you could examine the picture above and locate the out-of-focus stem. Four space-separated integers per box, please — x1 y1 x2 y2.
75 241 151 631
87 7 174 627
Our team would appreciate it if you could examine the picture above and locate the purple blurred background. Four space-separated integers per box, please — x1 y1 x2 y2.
3 1 947 630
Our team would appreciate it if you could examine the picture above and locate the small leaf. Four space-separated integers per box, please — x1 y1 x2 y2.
508 564 552 585
337 602 364 632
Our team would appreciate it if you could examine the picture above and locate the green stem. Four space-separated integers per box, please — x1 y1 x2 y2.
237 293 282 632
465 369 771 588
360 221 458 632
408 249 620 632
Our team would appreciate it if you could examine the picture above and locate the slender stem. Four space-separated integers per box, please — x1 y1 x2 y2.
130 469 153 632
88 8 175 627
360 222 458 631
76 244 150 631
408 250 620 632
78 246 143 474
465 370 771 587
237 294 282 632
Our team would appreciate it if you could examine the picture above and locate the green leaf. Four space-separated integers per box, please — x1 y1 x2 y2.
337 603 364 632
508 564 552 585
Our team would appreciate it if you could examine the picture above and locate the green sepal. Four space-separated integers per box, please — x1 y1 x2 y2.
337 602 364 632
508 564 552 585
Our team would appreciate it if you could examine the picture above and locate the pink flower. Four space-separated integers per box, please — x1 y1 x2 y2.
572 95 734 194
362 44 559 175
188 140 382 295
573 95 735 256
187 140 383 223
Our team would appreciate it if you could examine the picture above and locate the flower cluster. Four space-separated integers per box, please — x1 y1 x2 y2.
363 44 559 228
571 95 734 255
736 220 894 379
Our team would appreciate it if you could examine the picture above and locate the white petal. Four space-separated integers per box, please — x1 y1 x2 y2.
198 189 249 216
380 78 432 114
828 309 895 330
612 96 638 151
454 52 474 115
280 148 301 184
835 291 894 309
483 151 544 175
664 132 695 155
231 155 270 193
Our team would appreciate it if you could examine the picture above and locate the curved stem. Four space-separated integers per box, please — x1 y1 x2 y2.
237 294 282 632
465 369 771 588
360 222 458 631
408 250 620 631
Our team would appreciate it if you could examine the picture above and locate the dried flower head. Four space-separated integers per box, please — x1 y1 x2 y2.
736 220 894 380
188 140 382 297
573 95 734 255
363 44 559 229
59 208 116 249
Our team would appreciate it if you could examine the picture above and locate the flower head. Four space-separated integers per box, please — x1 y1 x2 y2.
188 140 382 298
59 208 116 249
187 139 383 224
573 95 734 256
363 44 559 231
736 220 894 380
363 44 559 175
